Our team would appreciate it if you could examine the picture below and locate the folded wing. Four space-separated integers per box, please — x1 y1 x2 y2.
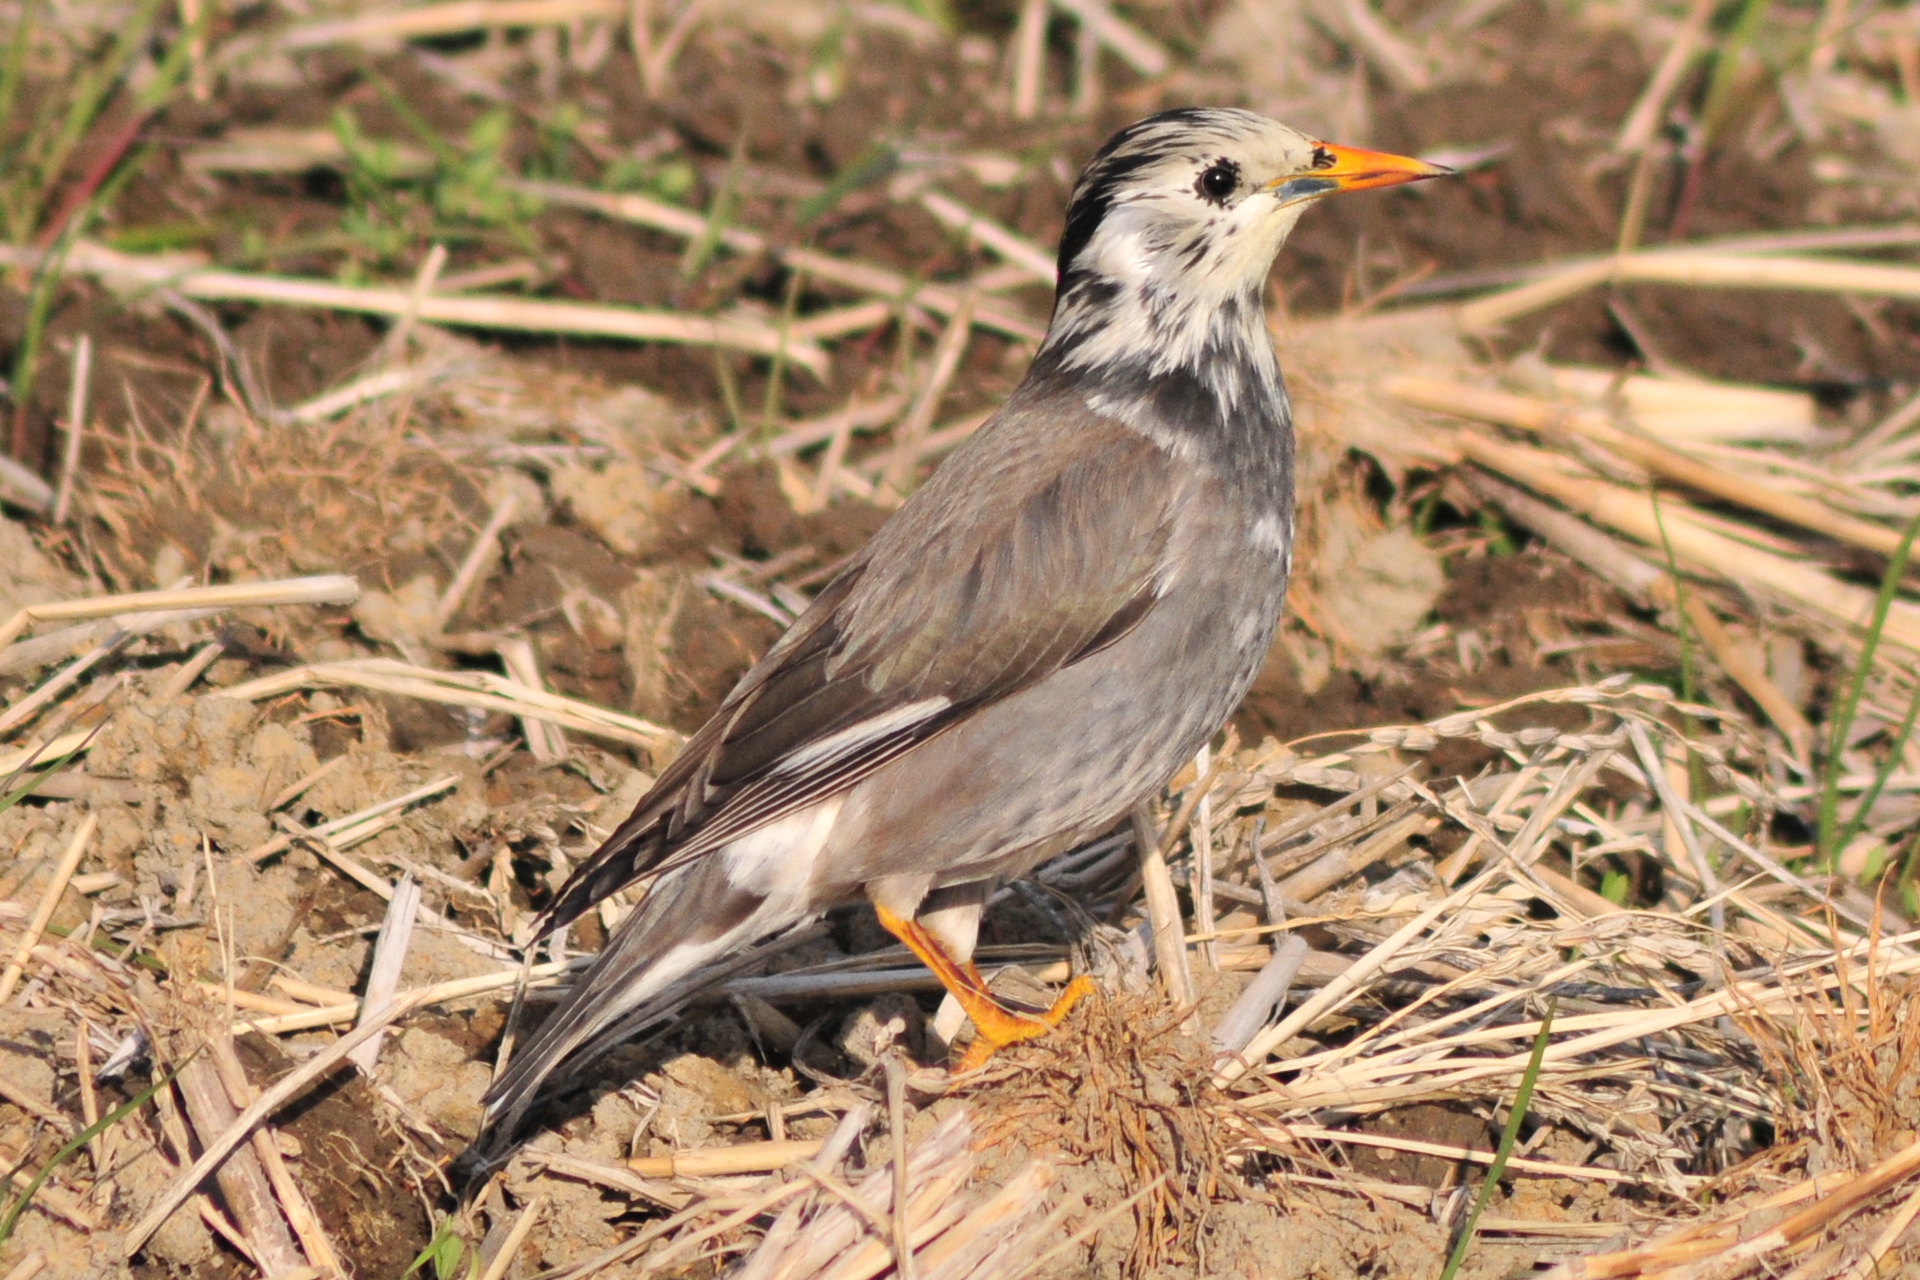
538 402 1178 934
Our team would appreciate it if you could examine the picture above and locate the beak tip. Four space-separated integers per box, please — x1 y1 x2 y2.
1311 142 1456 194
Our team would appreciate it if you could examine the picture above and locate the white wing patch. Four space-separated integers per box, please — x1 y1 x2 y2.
773 697 952 775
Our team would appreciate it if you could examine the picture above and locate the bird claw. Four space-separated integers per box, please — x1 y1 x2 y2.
952 974 1096 1073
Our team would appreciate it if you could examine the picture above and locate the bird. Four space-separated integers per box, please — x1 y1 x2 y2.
481 108 1445 1135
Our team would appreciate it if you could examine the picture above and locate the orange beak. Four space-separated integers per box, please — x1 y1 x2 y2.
1265 142 1451 203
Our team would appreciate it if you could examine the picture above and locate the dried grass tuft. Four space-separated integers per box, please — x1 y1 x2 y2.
971 991 1229 1277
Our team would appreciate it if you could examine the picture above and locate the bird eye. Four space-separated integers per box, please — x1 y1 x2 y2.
1196 161 1239 204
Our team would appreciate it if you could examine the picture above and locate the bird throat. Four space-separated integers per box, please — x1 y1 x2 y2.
1039 268 1289 471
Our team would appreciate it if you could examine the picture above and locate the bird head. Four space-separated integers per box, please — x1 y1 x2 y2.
1043 109 1447 386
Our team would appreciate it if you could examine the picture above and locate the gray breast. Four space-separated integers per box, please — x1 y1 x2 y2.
819 465 1292 896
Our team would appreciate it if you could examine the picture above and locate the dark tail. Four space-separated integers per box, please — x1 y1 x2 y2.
481 858 766 1137
535 814 669 939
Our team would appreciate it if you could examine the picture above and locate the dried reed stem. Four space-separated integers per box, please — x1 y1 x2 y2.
1222 863 1503 1082
477 1195 546 1280
1133 804 1195 1021
1010 0 1047 118
1 1251 46 1280
0 1072 69 1135
1193 745 1218 971
1390 376 1911 560
0 242 829 377
269 974 356 1006
1659 580 1815 761
350 874 422 1071
174 1054 306 1276
1212 933 1309 1057
0 638 124 737
626 1139 827 1178
0 575 359 651
0 455 52 514
157 640 225 702
1839 1178 1920 1280
245 774 458 863
233 957 582 1037
0 813 97 1003
264 0 623 53
1461 252 1920 334
1325 0 1430 91
1840 387 1920 466
1049 0 1170 75
1616 0 1715 152
433 497 515 632
51 334 90 526
498 636 569 762
0 730 94 780
915 192 1055 284
505 181 1045 341
1458 433 1920 651
285 364 449 424
124 992 430 1257
222 658 675 751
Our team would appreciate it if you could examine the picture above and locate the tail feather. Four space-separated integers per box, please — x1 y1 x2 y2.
536 816 668 938
482 860 766 1135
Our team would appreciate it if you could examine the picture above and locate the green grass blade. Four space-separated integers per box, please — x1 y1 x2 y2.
0 0 46 162
1833 675 1920 869
682 130 746 281
793 142 899 229
9 141 154 422
1819 510 1920 869
758 267 807 439
0 711 102 808
0 1055 191 1250
711 347 746 438
1438 999 1556 1280
1699 0 1774 146
21 0 166 232
41 920 167 974
2 756 80 813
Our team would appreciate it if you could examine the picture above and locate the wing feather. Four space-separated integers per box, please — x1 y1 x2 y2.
539 399 1179 935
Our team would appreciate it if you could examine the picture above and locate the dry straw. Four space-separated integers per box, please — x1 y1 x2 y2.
0 242 831 376
122 992 432 1256
0 575 360 651
8 4 1920 1271
1460 251 1920 333
221 657 677 751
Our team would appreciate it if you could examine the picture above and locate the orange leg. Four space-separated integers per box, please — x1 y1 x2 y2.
873 903 1094 1072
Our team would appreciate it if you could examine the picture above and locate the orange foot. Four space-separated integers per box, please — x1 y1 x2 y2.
873 903 1095 1072
952 973 1096 1073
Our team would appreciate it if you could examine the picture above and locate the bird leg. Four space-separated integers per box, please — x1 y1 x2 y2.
872 903 1094 1072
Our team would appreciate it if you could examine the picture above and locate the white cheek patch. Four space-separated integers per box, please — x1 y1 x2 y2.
1087 206 1159 281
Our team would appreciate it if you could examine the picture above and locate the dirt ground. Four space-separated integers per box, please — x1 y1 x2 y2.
4 0 1920 1277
